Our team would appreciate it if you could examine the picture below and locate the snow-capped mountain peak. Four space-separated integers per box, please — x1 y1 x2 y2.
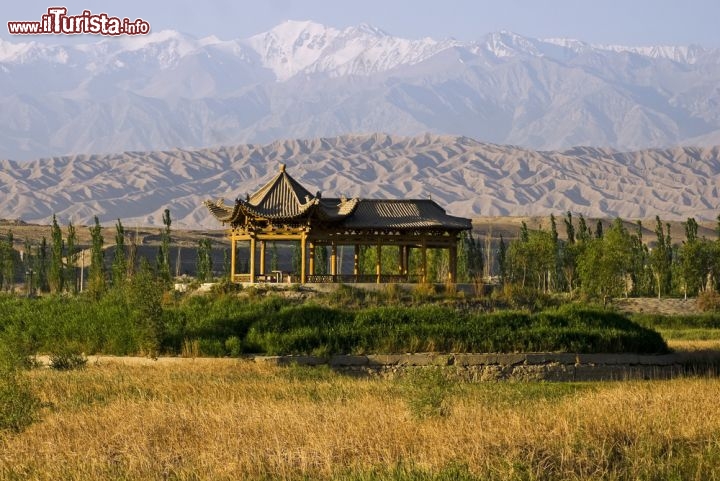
246 20 457 80
247 20 340 80
483 30 542 58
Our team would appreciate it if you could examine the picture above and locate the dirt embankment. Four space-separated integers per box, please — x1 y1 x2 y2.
613 297 701 316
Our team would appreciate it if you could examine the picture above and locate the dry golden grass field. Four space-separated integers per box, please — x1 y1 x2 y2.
2 358 720 481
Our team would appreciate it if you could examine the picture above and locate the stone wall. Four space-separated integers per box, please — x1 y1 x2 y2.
254 351 720 381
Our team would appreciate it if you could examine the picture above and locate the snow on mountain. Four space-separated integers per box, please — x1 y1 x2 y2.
246 20 457 80
483 31 544 58
592 43 706 64
2 21 720 160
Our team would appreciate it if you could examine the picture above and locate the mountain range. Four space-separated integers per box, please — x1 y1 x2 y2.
2 20 720 161
2 133 718 228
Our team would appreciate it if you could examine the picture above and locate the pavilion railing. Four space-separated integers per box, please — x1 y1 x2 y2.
231 274 424 284
306 274 421 284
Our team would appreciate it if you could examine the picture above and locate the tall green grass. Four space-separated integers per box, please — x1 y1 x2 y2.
631 312 720 341
0 294 668 356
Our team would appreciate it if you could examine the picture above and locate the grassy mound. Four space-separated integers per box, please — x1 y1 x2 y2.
240 303 668 355
0 294 668 356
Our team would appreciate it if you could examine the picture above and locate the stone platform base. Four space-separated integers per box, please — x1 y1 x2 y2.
254 351 720 381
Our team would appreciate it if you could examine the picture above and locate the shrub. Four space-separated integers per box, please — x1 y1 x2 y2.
181 339 200 358
210 278 241 296
496 283 559 311
0 341 41 432
225 336 243 357
49 349 88 371
327 284 366 307
411 282 437 302
198 339 226 357
698 290 720 312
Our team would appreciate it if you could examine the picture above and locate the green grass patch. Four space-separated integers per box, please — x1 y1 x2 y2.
0 294 668 356
656 328 720 341
631 312 720 330
631 312 720 342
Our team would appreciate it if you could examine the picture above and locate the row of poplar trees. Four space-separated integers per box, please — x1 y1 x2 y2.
0 208 217 297
499 213 720 302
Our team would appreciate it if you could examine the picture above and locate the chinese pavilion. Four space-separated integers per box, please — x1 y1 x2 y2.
204 164 472 284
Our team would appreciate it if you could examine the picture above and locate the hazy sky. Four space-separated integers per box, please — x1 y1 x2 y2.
3 0 719 47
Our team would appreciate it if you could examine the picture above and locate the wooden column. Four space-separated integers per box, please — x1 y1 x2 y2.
421 238 428 284
353 244 360 277
230 236 236 282
376 242 382 284
259 240 266 276
398 246 405 275
449 244 458 284
308 242 315 276
249 237 256 282
404 246 411 278
300 234 307 284
331 243 338 279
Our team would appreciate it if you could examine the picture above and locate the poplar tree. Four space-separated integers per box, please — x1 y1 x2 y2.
550 214 561 291
0 231 15 291
22 238 33 294
270 242 279 272
223 248 230 280
196 238 213 282
676 218 707 299
66 221 78 293
630 220 652 296
0 236 5 290
48 214 64 293
37 237 49 292
577 218 633 304
88 216 106 297
127 225 138 279
291 243 301 276
463 232 483 281
497 235 507 284
315 245 328 275
112 219 127 287
650 216 672 299
520 221 529 242
156 209 172 283
560 211 580 294
577 214 590 242
564 211 576 244
595 220 604 239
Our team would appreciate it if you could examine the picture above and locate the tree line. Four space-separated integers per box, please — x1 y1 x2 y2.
0 209 222 297
485 213 720 303
1 211 719 303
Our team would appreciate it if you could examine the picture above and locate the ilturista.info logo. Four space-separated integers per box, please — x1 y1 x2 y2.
8 7 150 36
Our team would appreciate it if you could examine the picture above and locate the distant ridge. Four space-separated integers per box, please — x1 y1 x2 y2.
1 134 719 228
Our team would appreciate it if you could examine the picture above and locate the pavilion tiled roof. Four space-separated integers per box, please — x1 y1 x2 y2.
204 165 471 232
244 165 317 218
340 199 472 230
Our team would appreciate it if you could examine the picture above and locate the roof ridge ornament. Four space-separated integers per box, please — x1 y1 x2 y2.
280 163 286 172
